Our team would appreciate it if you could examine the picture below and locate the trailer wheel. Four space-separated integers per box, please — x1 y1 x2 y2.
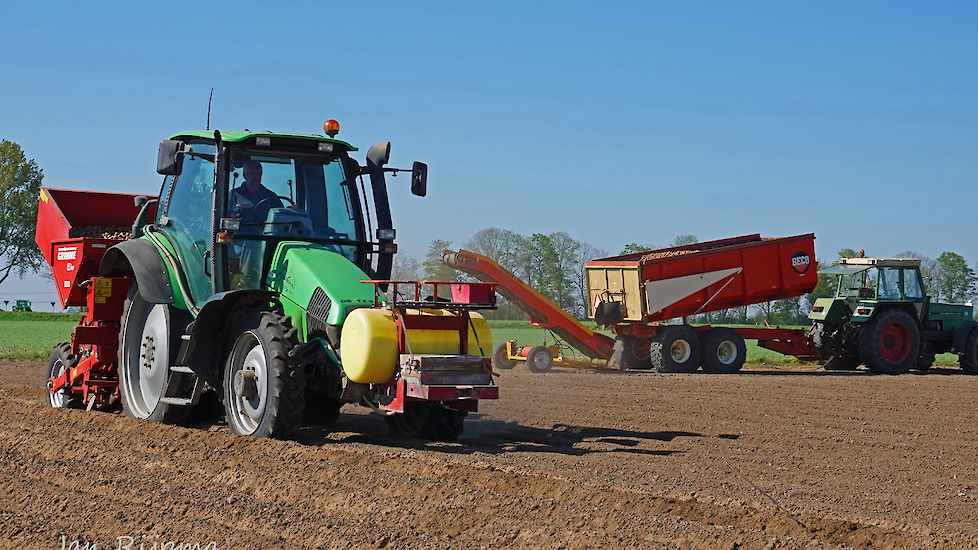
699 329 746 373
858 309 920 375
492 342 517 370
386 403 467 441
118 286 192 424
526 346 554 373
223 310 306 438
652 327 701 373
45 342 81 409
631 338 653 369
959 327 978 375
611 336 649 370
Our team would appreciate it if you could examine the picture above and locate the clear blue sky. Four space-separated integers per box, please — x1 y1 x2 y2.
2 1 976 308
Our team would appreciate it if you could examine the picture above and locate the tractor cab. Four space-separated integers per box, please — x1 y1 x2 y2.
810 258 928 326
150 123 426 309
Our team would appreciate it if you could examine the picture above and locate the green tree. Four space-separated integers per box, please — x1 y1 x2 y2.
0 140 45 286
422 239 458 297
391 255 422 281
464 227 528 320
669 234 699 247
619 242 654 255
932 252 975 303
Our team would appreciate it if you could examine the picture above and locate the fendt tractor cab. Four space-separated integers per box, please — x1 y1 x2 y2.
809 257 978 374
43 121 498 442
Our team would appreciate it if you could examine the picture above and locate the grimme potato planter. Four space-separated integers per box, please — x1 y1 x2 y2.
38 123 497 441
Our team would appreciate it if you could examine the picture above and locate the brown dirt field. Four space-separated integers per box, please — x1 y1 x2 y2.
3 358 978 549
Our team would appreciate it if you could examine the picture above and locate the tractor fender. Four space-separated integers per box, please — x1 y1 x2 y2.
856 303 921 325
177 289 281 383
98 239 174 304
952 321 977 354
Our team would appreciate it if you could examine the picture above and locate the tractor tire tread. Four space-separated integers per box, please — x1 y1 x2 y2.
960 327 978 375
858 308 920 375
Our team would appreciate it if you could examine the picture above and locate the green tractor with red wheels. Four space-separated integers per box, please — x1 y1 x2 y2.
809 257 977 374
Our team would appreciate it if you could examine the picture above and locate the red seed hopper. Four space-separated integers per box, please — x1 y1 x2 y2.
35 188 157 308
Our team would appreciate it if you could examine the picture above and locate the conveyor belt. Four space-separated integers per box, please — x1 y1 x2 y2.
442 250 615 361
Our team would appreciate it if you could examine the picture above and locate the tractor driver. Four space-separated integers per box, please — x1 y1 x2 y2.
230 161 283 228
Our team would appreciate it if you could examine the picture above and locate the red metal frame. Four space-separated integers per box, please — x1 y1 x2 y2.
362 280 500 413
48 277 133 408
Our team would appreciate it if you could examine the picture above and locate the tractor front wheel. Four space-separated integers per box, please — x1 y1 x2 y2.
223 310 306 438
858 309 920 375
386 403 467 441
45 342 80 409
959 327 978 375
118 286 191 424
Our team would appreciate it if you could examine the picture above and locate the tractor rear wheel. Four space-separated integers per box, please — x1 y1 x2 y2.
858 309 920 375
223 310 306 438
386 403 467 441
699 328 746 373
526 346 554 373
45 342 81 409
959 327 978 375
118 286 192 424
492 342 517 370
652 326 701 373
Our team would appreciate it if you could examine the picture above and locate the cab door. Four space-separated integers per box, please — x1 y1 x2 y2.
156 143 216 307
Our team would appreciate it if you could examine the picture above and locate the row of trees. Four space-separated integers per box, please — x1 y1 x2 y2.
396 232 978 325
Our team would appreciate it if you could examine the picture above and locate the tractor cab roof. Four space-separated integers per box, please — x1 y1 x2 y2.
820 257 921 275
169 130 357 152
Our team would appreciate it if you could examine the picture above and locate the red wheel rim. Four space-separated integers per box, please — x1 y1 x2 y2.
879 322 911 363
632 338 651 360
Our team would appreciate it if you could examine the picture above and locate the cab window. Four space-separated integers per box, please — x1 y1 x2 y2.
903 268 924 299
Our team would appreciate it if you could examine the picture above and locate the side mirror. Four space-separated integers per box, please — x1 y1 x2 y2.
411 162 427 197
157 140 186 176
366 142 391 167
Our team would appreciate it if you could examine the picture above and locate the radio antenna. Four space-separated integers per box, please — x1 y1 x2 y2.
206 88 214 130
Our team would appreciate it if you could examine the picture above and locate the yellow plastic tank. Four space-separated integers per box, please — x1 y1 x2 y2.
340 308 492 384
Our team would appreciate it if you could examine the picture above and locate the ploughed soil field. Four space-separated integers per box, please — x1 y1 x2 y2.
2 359 978 549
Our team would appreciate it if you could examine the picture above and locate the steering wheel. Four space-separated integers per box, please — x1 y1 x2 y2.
252 195 295 220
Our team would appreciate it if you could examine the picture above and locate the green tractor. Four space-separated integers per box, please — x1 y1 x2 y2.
13 300 32 312
81 123 496 441
809 257 977 374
